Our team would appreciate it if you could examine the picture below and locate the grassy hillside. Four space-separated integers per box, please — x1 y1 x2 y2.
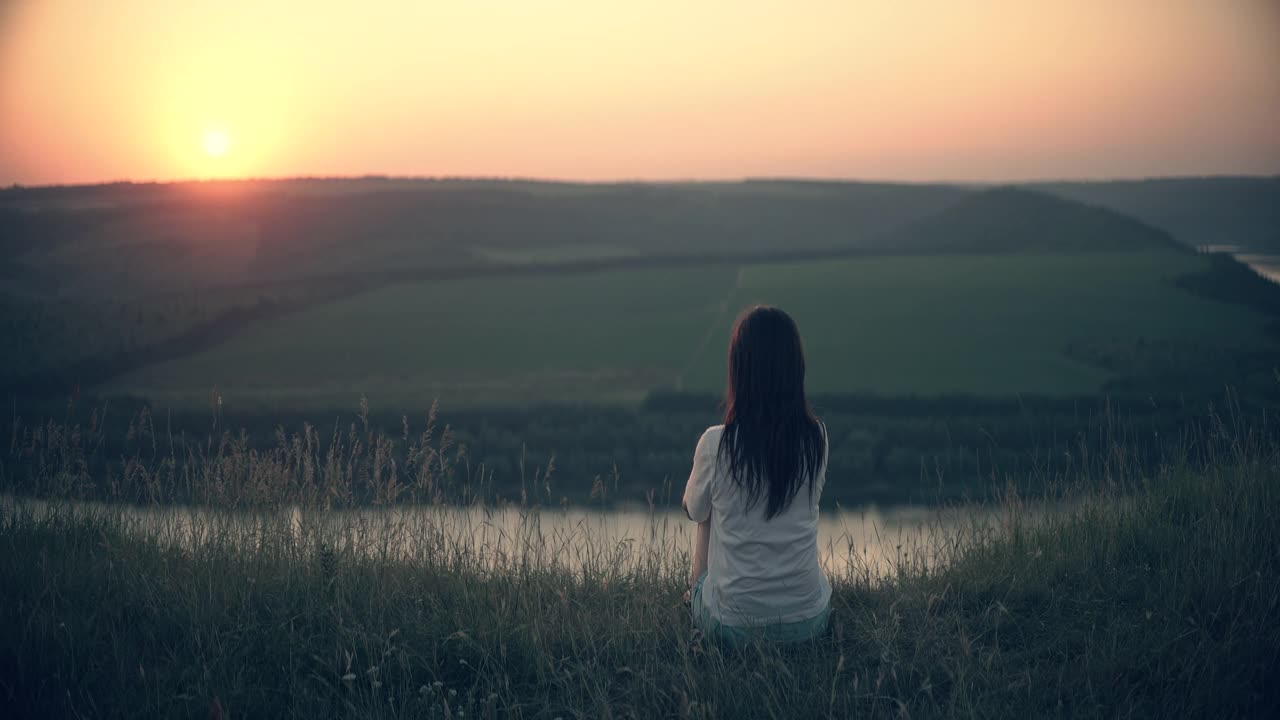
101 250 1276 409
2 418 1276 718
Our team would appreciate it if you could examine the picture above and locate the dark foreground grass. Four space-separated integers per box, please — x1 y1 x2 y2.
2 445 1278 718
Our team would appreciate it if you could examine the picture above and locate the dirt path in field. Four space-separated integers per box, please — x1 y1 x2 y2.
674 266 745 391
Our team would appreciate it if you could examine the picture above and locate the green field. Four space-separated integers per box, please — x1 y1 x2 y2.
683 250 1275 395
103 265 738 409
102 249 1276 410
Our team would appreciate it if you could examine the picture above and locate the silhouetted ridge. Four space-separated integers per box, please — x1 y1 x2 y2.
883 186 1181 253
1032 176 1280 251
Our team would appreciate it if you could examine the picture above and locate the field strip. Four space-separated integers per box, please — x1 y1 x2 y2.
674 266 744 390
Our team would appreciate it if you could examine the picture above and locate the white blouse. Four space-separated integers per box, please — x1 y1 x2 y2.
683 424 832 626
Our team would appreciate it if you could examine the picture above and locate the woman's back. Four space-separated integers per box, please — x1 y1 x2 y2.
685 424 831 626
683 304 831 641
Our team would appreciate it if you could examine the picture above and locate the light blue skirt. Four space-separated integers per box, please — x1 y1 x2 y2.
690 573 830 645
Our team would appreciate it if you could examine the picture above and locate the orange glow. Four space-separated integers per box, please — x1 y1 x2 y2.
0 0 1277 185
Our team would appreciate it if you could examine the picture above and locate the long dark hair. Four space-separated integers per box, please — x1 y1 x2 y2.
717 305 825 520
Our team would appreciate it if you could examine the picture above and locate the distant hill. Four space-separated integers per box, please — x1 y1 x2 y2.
1032 177 1280 251
880 186 1181 253
0 179 968 297
6 177 1271 302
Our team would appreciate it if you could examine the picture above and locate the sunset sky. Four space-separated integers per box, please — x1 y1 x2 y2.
1 0 1277 186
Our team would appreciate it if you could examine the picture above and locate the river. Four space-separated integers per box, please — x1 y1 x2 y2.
3 496 1024 579
1199 244 1280 284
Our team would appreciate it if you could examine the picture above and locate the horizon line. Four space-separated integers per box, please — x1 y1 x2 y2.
3 171 1278 193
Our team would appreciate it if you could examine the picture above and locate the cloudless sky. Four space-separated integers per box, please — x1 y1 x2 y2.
0 0 1277 185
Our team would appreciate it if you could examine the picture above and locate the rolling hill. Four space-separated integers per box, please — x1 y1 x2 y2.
1 177 1277 405
879 186 1181 253
1031 177 1280 251
0 179 968 297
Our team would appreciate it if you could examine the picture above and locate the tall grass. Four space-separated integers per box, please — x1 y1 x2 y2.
3 400 478 509
0 408 1277 718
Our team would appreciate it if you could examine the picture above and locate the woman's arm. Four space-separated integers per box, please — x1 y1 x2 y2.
690 519 710 586
682 428 716 602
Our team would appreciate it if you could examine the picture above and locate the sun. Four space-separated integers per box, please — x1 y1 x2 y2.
202 129 230 158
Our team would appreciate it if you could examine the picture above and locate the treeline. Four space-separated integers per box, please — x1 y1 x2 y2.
9 385 1273 508
0 295 287 396
1177 250 1280 323
442 388 1273 506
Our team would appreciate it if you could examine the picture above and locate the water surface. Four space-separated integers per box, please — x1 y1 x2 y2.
5 497 1014 579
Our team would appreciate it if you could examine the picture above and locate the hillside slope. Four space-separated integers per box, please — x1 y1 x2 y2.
882 186 1182 253
1033 177 1280 251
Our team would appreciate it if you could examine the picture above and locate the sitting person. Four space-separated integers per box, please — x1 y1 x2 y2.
683 305 831 644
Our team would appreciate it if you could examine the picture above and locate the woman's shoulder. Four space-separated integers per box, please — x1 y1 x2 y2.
695 424 725 452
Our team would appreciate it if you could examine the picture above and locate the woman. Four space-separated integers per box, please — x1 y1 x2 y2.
683 305 830 643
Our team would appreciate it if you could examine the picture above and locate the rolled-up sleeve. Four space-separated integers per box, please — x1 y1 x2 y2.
682 428 717 522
